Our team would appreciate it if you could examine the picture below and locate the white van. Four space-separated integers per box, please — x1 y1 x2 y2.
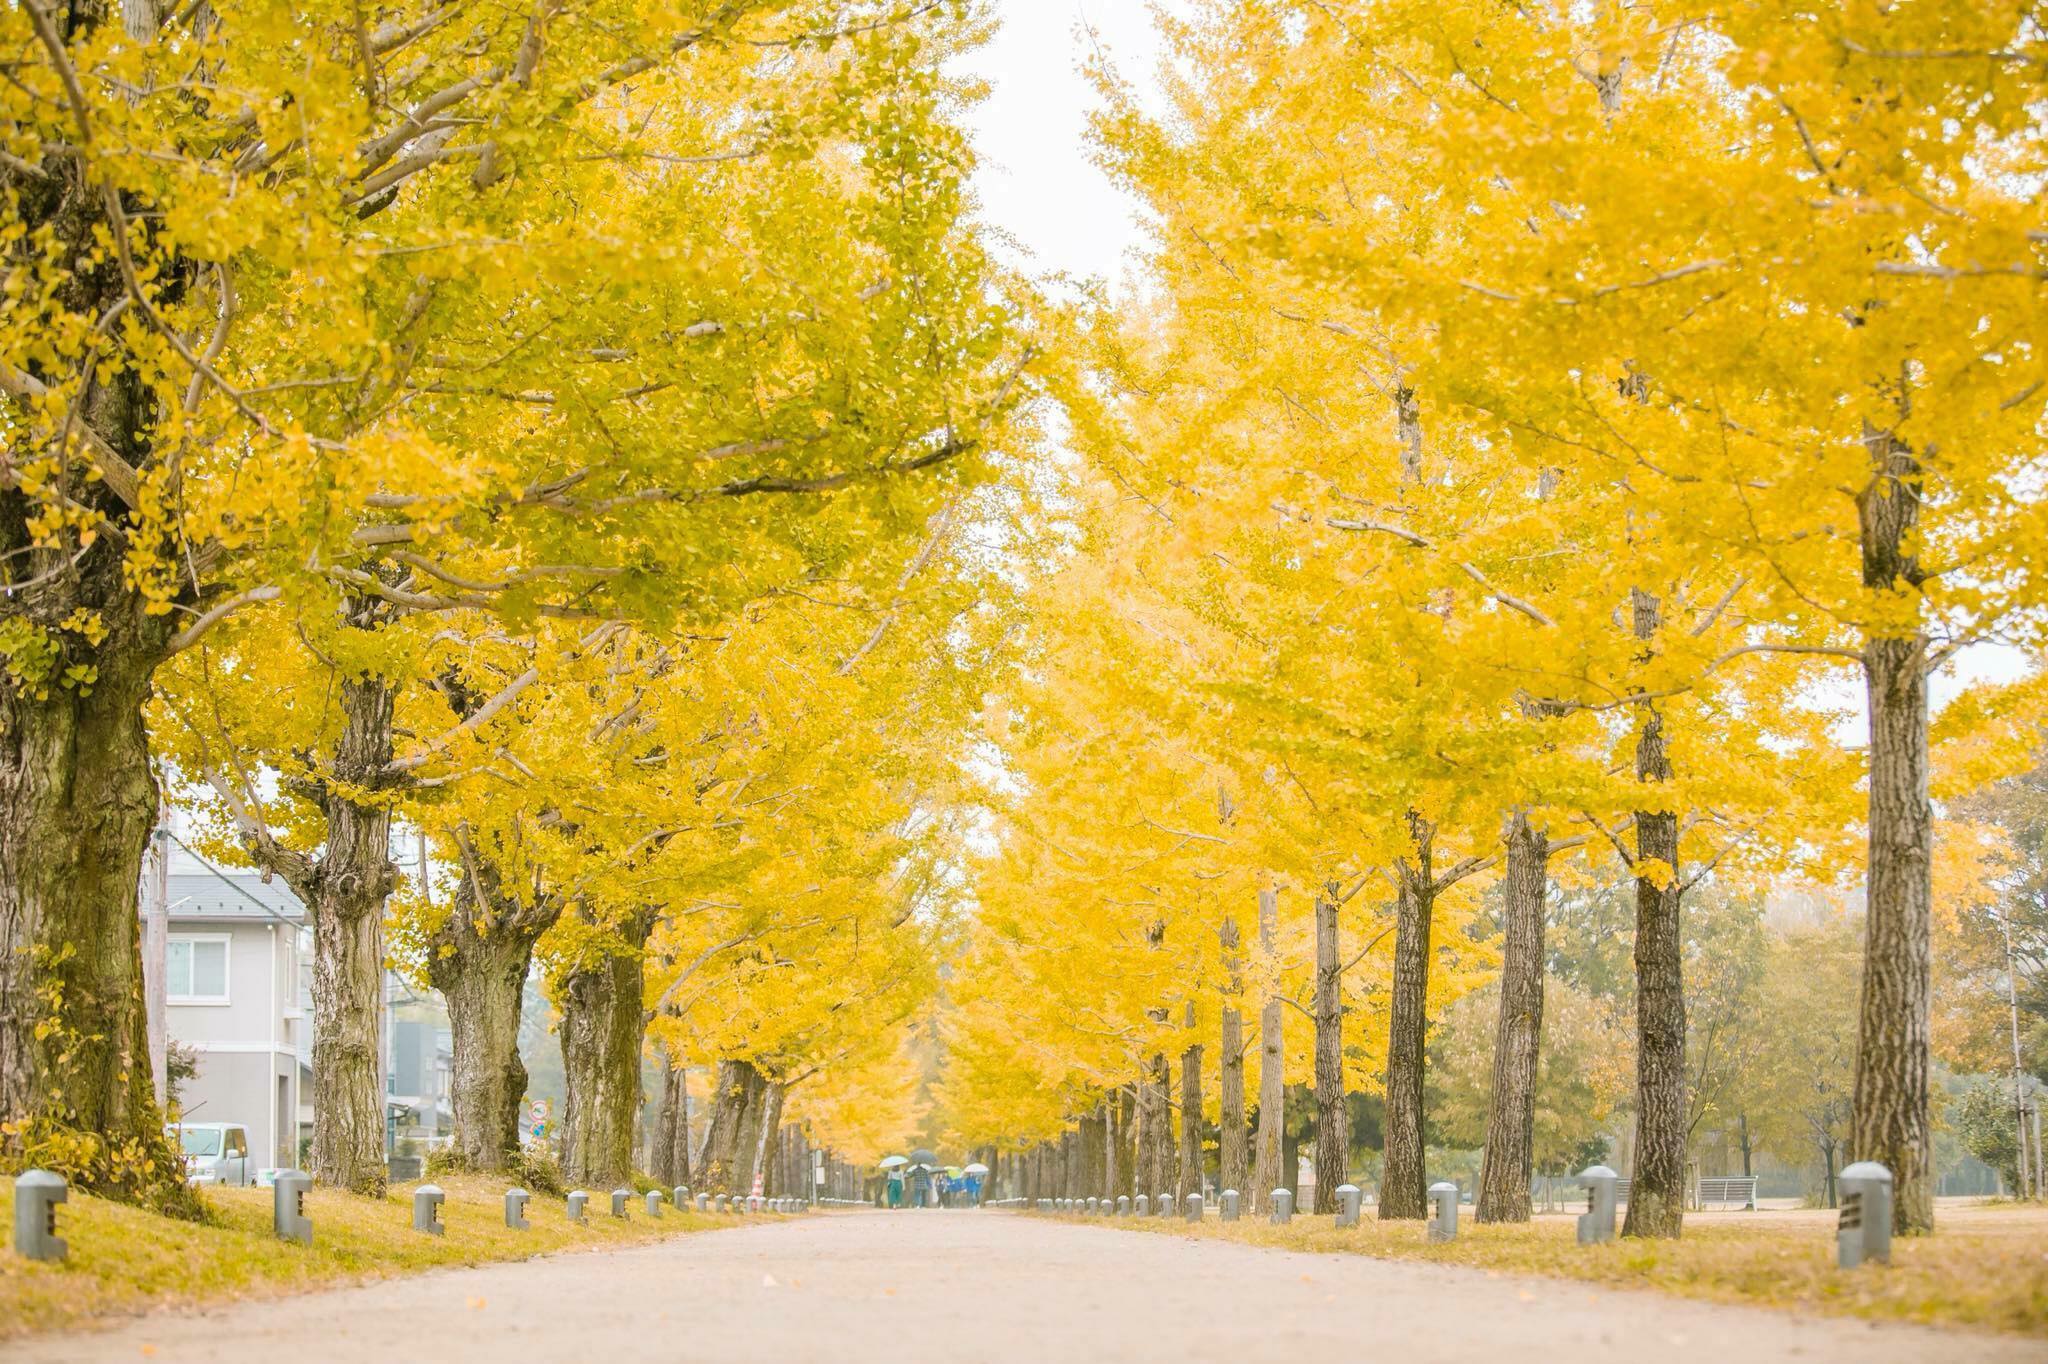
167 1122 253 1186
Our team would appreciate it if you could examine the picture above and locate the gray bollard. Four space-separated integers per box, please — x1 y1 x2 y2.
413 1184 446 1236
1135 1194 1149 1216
568 1190 590 1224
1221 1189 1241 1222
674 1185 689 1210
1426 1182 1459 1243
735 1196 751 1216
1036 1197 1051 1212
273 1169 312 1245
505 1187 531 1231
1086 1196 1098 1214
272 1171 315 1245
1184 1193 1203 1223
716 1194 731 1213
695 1193 710 1212
1270 1188 1294 1225
646 1189 665 1218
14 1170 67 1262
1575 1164 1618 1245
1156 1190 1173 1219
1837 1162 1893 1268
750 1194 764 1214
610 1187 632 1219
1117 1195 1131 1216
1334 1183 1362 1229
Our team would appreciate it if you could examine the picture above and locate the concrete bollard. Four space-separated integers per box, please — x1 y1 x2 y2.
750 1194 764 1214
610 1187 632 1219
1575 1164 1618 1245
673 1185 689 1210
272 1169 312 1245
1270 1188 1294 1225
1426 1182 1459 1243
1086 1197 1098 1214
413 1184 446 1236
505 1187 531 1231
1837 1162 1893 1268
646 1189 665 1218
1135 1194 1149 1217
568 1190 590 1224
695 1193 710 1212
1156 1190 1173 1219
14 1170 67 1262
1117 1195 1131 1216
1184 1193 1203 1223
735 1196 750 1216
1220 1189 1241 1222
1036 1198 1052 1212
1334 1183 1362 1229
714 1194 730 1213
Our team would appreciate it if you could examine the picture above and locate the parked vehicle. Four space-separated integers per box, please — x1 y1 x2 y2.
167 1122 253 1186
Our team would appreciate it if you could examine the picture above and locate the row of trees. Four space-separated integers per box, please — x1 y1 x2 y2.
937 0 2045 1236
2 0 1029 1201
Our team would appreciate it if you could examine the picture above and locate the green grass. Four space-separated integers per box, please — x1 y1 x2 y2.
1108 1199 2048 1336
0 1174 735 1340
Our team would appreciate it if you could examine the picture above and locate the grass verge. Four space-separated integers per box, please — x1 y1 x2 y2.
0 1174 731 1340
1109 1200 2048 1336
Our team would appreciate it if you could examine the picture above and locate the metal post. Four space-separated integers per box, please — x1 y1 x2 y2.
412 1185 446 1236
1220 1189 1240 1222
273 1169 312 1244
1426 1182 1459 1243
568 1191 589 1223
1837 1162 1893 1268
504 1187 530 1230
1576 1165 1618 1245
1334 1183 1361 1229
14 1171 67 1262
1269 1188 1293 1225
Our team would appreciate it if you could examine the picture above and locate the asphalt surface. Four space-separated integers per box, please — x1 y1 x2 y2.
16 1209 2033 1362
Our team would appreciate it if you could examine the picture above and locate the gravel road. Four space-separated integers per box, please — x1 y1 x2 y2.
15 1209 2032 1363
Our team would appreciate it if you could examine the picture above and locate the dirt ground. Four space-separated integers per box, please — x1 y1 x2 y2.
14 1208 2034 1363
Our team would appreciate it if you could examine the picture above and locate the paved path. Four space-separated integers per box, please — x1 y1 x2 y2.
18 1211 2032 1363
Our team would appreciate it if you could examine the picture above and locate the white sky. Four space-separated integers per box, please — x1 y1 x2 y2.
959 1 1175 286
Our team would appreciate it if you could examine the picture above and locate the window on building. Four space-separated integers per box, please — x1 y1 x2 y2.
167 936 229 1003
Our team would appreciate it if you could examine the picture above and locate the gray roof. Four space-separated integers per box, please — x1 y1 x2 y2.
162 871 306 924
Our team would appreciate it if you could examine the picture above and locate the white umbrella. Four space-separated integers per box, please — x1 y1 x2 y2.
963 1162 990 1175
878 1155 910 1169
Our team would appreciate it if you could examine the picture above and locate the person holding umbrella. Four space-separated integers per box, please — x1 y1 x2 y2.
880 1155 908 1208
907 1149 939 1208
962 1161 989 1206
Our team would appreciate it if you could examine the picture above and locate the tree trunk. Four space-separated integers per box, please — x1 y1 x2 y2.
1625 589 1687 1240
1133 1067 1157 1195
302 671 402 1195
1852 424 1935 1236
651 1053 691 1187
1478 814 1548 1223
1116 1083 1136 1198
730 1063 771 1196
1148 1050 1177 1194
1739 1112 1753 1179
1381 820 1436 1221
1219 916 1248 1199
1179 1002 1204 1201
0 40 192 1206
1312 889 1347 1212
750 1083 785 1197
697 1058 755 1193
557 912 654 1187
1253 885 1284 1212
425 849 558 1172
0 631 184 1202
1103 1092 1120 1200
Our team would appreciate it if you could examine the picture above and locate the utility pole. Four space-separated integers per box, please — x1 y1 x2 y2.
143 826 171 1108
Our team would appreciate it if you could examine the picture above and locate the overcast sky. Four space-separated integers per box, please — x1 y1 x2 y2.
958 1 1174 287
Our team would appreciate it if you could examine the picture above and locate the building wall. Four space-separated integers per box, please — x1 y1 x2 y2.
165 919 302 1171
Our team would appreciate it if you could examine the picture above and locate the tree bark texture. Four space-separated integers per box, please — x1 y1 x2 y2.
1219 916 1248 1199
1852 423 1935 1235
1478 814 1548 1223
557 911 654 1187
426 844 560 1172
1178 1002 1204 1201
1148 1050 1177 1194
1253 886 1284 1212
1381 821 1435 1221
1624 589 1687 1240
1312 889 1348 1212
